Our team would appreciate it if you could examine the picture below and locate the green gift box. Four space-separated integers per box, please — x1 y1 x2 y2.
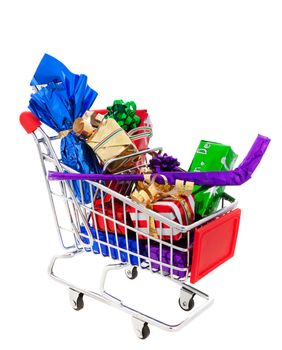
188 140 238 217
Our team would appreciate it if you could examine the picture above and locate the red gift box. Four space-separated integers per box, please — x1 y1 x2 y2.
128 195 195 241
91 195 132 235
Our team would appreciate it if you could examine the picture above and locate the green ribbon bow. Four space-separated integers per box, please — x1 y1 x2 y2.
106 99 141 132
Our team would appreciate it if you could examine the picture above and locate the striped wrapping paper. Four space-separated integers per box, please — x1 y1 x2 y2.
128 195 195 241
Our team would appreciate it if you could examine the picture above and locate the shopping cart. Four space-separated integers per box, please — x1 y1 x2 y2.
20 111 241 339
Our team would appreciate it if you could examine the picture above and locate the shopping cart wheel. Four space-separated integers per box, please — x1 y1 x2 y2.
132 317 150 339
69 288 84 311
178 297 194 311
125 266 138 280
179 287 195 311
140 323 150 339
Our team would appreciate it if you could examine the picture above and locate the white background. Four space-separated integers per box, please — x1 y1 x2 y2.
1 0 281 349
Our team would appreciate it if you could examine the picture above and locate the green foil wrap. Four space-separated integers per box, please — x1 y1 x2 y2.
188 140 238 217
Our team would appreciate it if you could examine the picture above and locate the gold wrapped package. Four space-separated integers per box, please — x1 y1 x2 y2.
73 113 139 173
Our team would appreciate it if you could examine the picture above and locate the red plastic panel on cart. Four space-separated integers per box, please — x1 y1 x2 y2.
190 209 241 284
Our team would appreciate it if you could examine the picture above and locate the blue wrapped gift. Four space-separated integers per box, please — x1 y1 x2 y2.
80 226 146 266
29 54 102 203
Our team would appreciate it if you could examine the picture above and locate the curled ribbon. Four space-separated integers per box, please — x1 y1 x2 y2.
106 100 141 132
58 111 98 139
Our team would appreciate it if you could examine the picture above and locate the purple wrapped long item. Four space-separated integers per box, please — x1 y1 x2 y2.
48 135 270 186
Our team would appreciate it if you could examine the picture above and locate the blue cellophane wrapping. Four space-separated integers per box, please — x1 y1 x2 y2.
80 226 146 265
28 54 102 203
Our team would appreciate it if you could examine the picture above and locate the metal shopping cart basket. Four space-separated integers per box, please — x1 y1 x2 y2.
20 111 241 339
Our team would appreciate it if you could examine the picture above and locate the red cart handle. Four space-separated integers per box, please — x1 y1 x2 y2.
19 111 41 134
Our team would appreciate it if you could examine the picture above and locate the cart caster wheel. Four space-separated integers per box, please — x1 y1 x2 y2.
125 266 138 280
73 293 84 311
132 317 150 339
69 288 84 311
178 296 194 311
140 323 150 339
179 286 195 311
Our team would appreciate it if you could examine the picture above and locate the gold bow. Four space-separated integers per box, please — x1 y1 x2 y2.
58 111 104 139
131 175 194 238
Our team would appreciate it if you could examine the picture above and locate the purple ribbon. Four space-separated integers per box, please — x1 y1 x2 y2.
48 135 270 186
149 153 180 172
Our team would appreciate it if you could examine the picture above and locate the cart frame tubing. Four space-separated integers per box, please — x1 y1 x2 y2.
31 125 238 335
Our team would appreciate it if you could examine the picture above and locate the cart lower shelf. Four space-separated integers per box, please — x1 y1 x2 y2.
48 250 213 339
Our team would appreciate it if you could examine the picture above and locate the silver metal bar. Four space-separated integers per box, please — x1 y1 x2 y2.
111 196 122 262
102 147 162 172
32 133 70 250
49 252 213 332
44 150 237 234
33 127 93 249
